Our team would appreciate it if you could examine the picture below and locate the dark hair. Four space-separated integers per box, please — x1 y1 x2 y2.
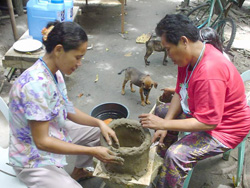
155 14 199 45
199 27 223 53
43 21 88 53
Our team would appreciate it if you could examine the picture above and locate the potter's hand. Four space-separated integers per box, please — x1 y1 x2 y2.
161 88 175 95
94 146 124 165
99 122 120 147
139 113 164 130
152 130 167 147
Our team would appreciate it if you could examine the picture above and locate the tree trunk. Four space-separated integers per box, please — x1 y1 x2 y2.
23 0 29 7
184 0 190 6
13 0 24 16
238 0 245 8
214 0 227 15
181 0 190 7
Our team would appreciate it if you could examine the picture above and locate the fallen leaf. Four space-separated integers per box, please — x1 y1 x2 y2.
136 33 151 44
232 176 236 187
124 52 132 57
94 74 99 83
106 48 109 51
78 93 84 98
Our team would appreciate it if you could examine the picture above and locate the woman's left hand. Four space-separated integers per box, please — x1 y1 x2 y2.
99 121 120 146
139 113 165 130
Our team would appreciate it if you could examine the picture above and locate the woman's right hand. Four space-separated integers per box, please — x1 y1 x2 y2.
152 130 168 146
93 146 124 165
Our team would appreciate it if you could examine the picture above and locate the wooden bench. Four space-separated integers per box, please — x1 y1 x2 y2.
2 6 80 70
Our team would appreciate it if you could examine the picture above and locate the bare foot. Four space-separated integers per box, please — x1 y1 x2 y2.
71 167 93 182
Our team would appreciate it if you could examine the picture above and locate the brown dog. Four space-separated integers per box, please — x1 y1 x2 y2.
144 34 168 66
118 67 158 106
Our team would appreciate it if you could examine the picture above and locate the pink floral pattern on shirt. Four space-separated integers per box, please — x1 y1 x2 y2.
9 59 71 168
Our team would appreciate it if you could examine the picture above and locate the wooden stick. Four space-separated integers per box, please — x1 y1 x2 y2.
149 104 156 114
121 0 125 34
6 0 18 41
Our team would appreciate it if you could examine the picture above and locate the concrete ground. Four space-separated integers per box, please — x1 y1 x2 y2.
0 0 250 187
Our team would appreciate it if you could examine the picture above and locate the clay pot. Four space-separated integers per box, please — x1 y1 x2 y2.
156 92 173 107
100 119 151 177
156 96 165 107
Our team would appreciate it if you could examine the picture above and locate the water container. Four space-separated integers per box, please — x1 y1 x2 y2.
27 0 65 41
65 0 73 21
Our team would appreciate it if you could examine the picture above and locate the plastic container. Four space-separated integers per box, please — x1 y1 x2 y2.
27 0 65 41
65 0 73 21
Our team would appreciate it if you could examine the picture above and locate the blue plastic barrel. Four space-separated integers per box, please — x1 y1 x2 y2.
27 0 65 41
65 0 73 21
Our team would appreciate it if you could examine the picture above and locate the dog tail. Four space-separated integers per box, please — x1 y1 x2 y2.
118 68 127 75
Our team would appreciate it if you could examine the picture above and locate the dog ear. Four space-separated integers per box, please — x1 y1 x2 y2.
154 82 158 88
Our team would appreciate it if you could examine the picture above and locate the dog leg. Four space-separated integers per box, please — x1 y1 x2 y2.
144 49 153 66
130 81 136 93
163 51 168 66
139 87 146 106
145 92 151 105
122 80 128 95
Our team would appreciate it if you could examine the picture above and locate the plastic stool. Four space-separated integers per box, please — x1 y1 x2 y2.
0 97 27 188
